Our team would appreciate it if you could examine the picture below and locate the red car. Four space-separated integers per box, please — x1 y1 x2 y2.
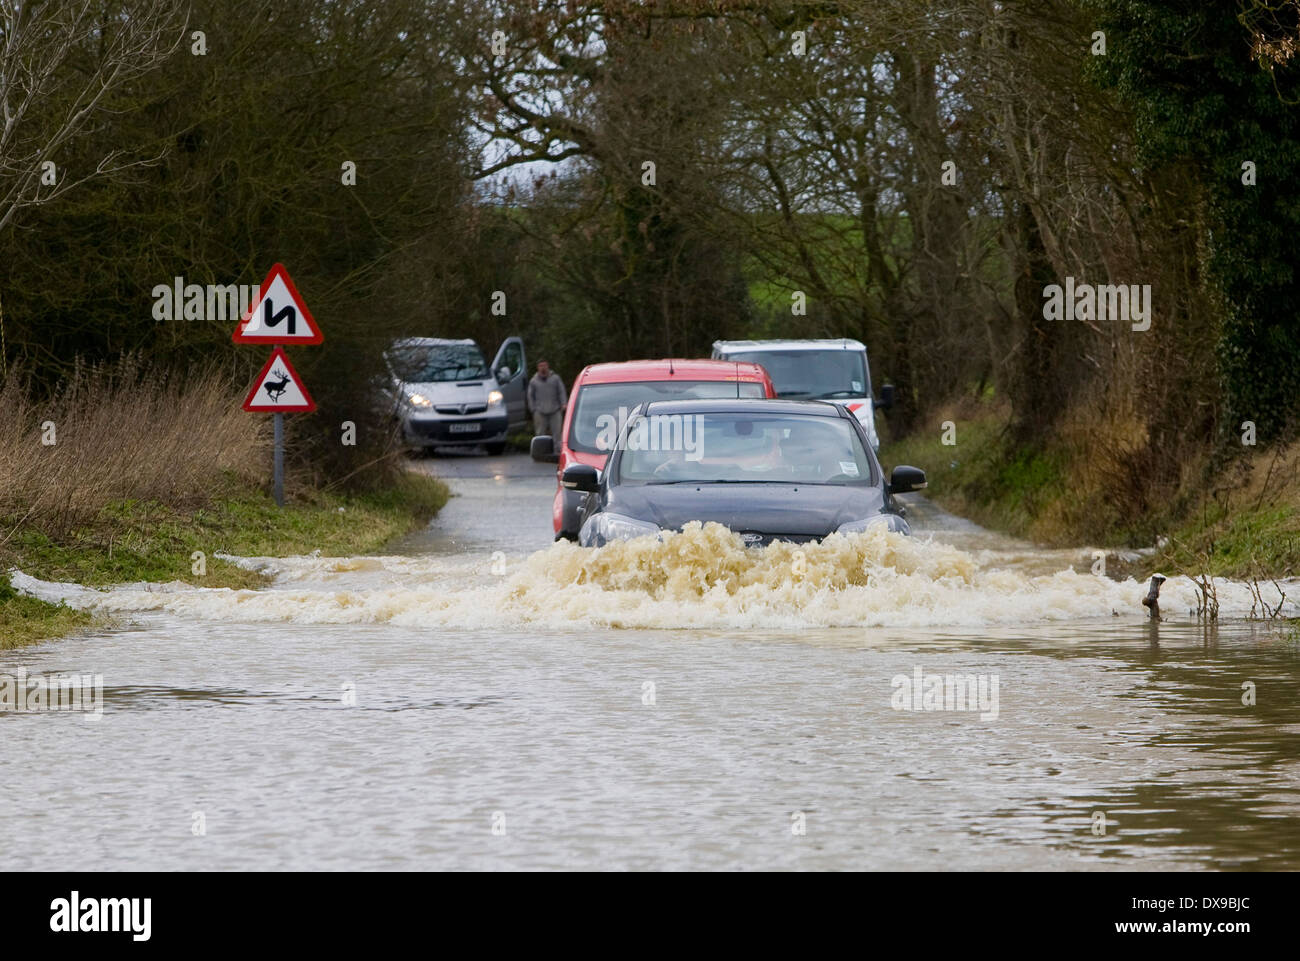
531 359 777 540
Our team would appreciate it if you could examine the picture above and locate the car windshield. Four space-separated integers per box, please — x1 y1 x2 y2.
387 343 488 383
615 412 873 486
570 380 766 455
724 349 869 399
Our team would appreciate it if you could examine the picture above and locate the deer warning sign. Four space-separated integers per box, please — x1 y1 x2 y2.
232 263 323 344
243 347 315 412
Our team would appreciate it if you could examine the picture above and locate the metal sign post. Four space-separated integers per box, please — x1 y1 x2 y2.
273 412 285 507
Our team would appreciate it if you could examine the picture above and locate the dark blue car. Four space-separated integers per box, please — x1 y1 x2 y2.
563 399 926 547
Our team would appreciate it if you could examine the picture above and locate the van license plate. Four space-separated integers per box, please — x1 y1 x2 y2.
449 423 480 433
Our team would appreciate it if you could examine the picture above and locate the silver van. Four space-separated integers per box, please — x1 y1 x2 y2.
384 336 527 454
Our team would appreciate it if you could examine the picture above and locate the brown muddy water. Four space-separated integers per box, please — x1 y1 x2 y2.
3 452 1298 870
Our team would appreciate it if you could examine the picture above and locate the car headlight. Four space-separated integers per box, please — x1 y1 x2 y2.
407 393 432 408
581 512 661 546
837 514 909 536
487 390 504 408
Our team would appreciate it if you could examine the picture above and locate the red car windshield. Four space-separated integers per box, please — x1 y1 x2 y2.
569 380 766 455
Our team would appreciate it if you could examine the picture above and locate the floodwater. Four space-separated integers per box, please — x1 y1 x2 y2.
3 452 1298 870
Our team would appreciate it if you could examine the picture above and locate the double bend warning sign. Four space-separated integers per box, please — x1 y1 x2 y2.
232 263 323 344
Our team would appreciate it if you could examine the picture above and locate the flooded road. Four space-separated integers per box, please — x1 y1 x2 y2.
3 452 1298 870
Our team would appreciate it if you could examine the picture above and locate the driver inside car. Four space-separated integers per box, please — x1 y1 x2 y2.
651 447 691 479
779 430 855 481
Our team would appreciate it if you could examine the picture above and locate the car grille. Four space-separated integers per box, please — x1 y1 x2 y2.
434 404 487 415
410 418 495 440
736 531 822 548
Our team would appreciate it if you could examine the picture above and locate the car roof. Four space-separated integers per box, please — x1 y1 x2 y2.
388 337 478 349
712 338 867 352
578 359 770 384
640 398 845 417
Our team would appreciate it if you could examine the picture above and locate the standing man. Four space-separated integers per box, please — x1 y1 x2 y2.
527 359 567 438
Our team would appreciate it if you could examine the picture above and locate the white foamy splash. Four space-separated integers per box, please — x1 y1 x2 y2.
9 523 1297 631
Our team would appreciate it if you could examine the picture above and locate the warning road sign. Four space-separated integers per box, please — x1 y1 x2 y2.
232 263 323 344
242 348 316 412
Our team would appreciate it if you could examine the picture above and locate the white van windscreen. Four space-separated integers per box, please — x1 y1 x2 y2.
727 350 869 401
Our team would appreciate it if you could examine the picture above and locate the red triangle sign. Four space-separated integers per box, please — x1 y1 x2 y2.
242 348 316 413
232 263 323 344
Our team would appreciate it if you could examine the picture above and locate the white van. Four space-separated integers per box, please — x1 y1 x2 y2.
710 339 894 451
383 336 527 454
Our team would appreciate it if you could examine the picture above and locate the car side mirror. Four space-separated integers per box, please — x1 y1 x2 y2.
888 465 927 494
531 435 559 464
498 366 512 382
561 464 600 492
878 383 896 410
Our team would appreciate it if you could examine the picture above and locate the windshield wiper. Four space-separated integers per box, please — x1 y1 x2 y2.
813 390 859 399
777 390 812 398
644 478 800 485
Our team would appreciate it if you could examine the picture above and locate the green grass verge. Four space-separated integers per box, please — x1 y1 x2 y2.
1151 501 1300 579
1 470 450 647
0 579 96 650
880 408 1068 541
881 403 1300 580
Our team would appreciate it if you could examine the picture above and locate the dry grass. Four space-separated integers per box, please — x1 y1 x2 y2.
0 356 267 540
884 388 1300 579
1048 403 1181 541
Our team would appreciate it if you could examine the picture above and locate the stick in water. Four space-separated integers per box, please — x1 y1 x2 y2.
1141 573 1166 620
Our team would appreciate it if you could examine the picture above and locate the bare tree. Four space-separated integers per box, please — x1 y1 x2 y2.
0 0 187 233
